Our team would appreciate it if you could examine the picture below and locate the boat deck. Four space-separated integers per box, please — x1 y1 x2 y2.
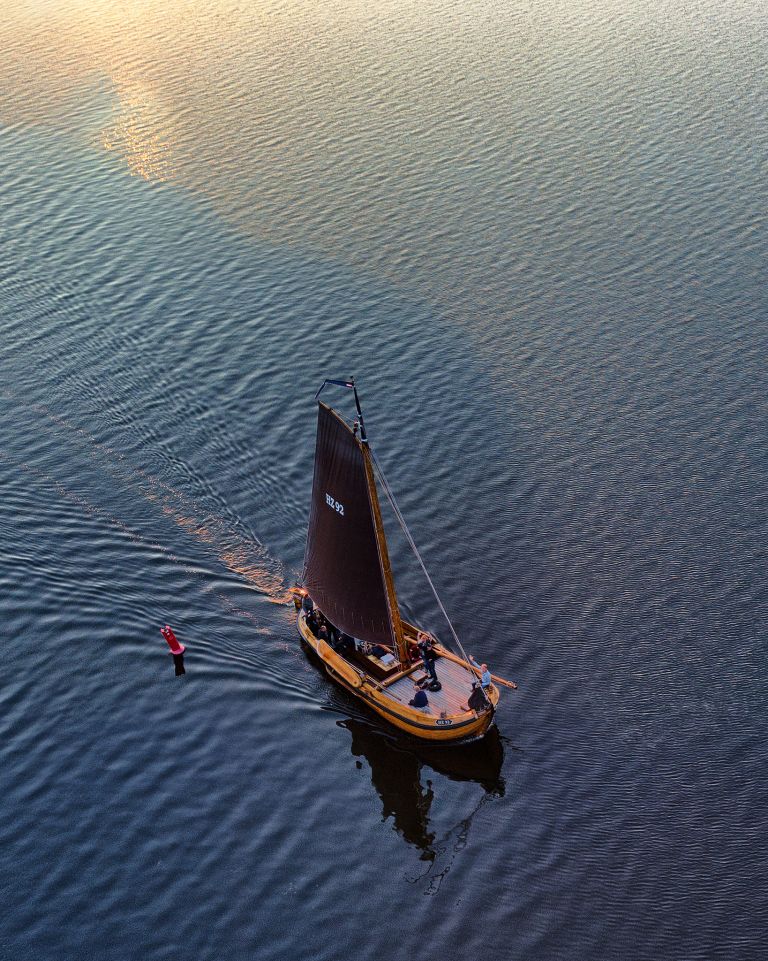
384 655 477 716
299 612 484 718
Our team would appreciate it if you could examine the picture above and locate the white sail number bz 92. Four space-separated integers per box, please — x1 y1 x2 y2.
325 493 345 516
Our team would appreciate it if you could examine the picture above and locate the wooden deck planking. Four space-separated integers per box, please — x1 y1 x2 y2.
385 655 476 715
299 612 481 717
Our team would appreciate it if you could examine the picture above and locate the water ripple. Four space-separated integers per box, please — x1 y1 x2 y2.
2 2 768 959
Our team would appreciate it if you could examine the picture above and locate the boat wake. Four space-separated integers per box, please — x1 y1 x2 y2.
0 389 290 603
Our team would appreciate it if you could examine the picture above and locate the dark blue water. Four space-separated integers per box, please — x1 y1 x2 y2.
2 2 768 959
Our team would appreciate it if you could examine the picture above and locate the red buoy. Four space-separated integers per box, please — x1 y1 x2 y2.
160 625 186 655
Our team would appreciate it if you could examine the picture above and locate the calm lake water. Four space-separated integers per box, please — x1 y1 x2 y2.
2 2 767 959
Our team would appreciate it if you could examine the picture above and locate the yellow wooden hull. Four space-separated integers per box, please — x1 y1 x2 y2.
297 613 499 744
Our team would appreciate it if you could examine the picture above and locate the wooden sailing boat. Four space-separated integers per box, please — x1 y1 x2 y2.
293 378 514 745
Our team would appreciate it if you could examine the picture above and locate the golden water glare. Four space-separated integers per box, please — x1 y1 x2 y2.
99 73 173 181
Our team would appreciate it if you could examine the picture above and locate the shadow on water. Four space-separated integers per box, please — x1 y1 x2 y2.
338 717 505 863
301 636 507 889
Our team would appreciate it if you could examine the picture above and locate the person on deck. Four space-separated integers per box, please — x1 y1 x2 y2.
464 682 488 713
325 621 340 648
407 639 422 664
312 611 328 642
335 633 354 654
469 655 492 690
417 632 438 684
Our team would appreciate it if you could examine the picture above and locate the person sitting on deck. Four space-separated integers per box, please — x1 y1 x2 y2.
305 606 319 635
409 688 429 709
314 613 329 643
464 682 488 713
333 633 354 655
325 621 340 648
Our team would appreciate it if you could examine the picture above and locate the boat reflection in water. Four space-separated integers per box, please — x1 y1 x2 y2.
337 717 505 861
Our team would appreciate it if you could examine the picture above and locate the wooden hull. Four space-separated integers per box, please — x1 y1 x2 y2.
298 613 499 744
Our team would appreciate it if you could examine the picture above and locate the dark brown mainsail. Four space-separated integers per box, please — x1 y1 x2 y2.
303 402 395 646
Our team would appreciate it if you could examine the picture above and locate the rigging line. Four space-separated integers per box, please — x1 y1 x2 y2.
370 451 475 672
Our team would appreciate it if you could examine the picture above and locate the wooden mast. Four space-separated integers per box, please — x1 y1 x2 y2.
361 441 408 669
